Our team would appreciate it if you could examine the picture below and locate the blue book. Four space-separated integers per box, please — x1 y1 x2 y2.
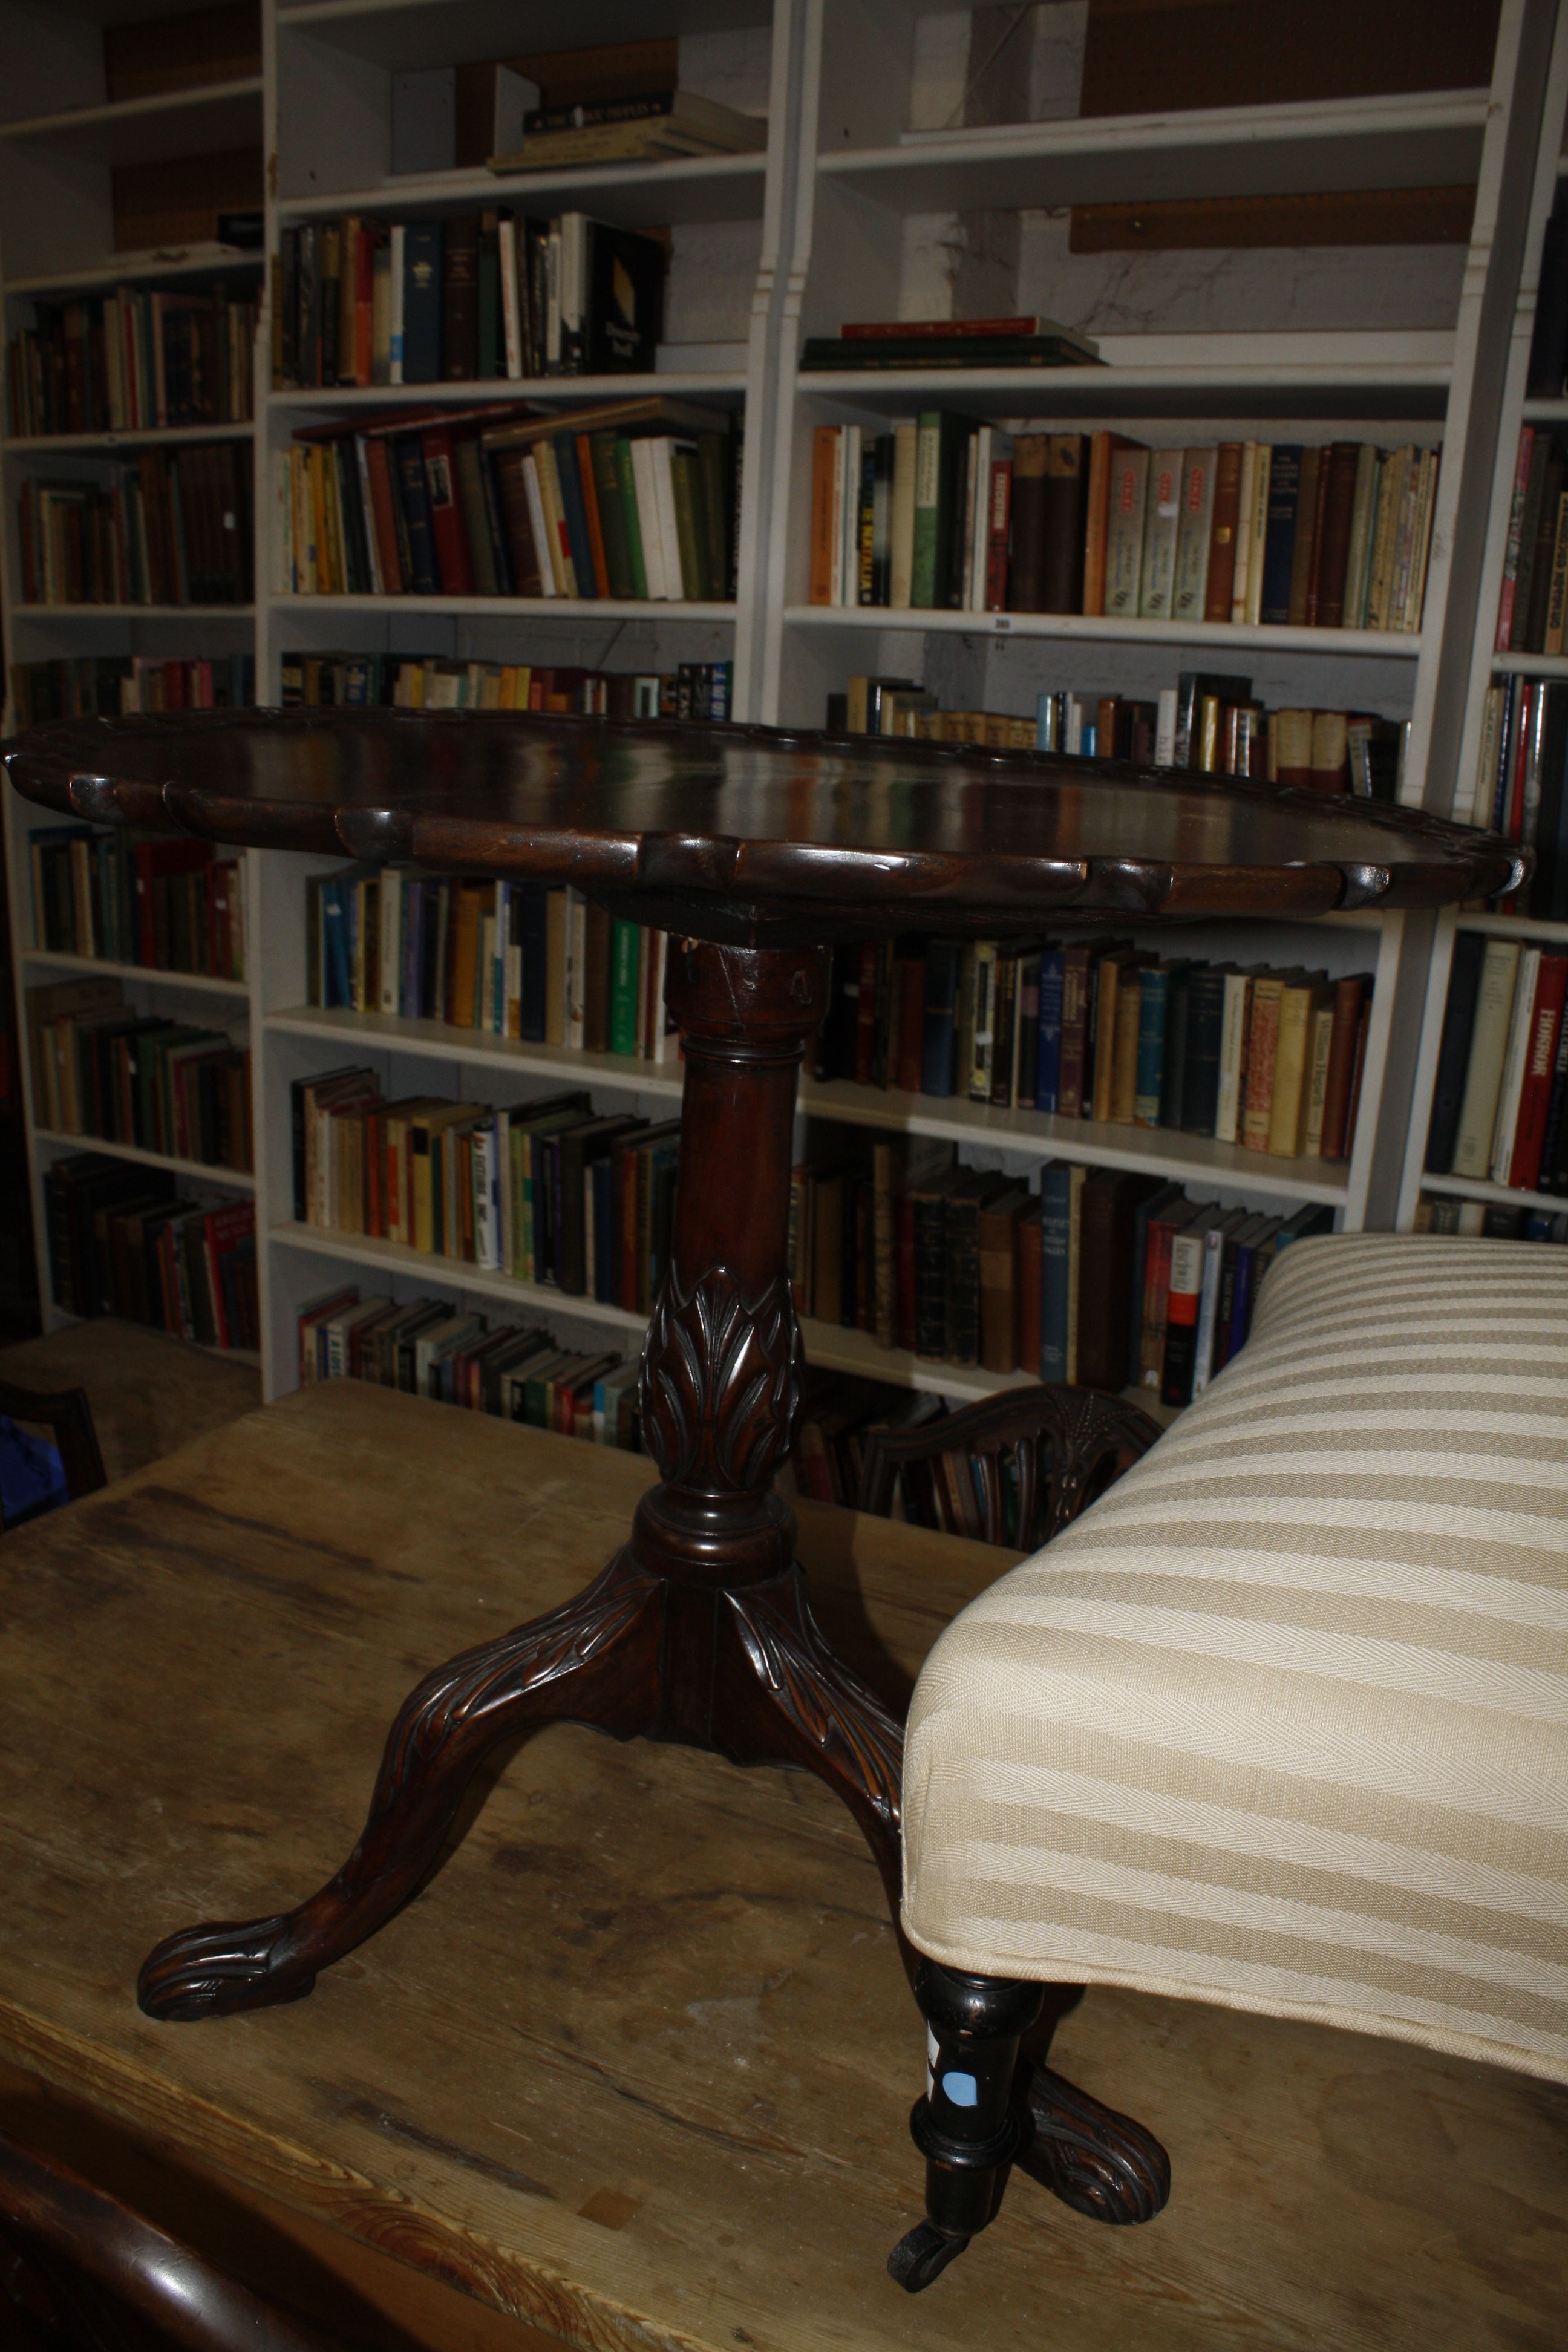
922 941 961 1096
1134 966 1169 1124
1181 967 1227 1135
1035 948 1063 1111
401 223 444 383
552 432 598 598
321 879 352 1007
394 433 440 593
1258 445 1302 624
1037 1160 1075 1382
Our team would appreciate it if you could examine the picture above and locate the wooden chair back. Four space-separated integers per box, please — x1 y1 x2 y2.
0 1379 106 1530
0 2127 325 2349
858 1385 1165 1551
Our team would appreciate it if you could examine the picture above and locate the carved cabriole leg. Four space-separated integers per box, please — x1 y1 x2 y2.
137 1559 664 2020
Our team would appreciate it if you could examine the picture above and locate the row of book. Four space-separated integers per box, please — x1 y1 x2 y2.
299 1287 644 1443
18 444 252 607
305 867 675 1059
835 669 1403 795
1416 1195 1568 1241
275 211 666 389
1425 933 1568 1196
1494 428 1568 655
1472 675 1568 922
26 979 252 1175
787 1140 1332 1404
7 281 259 438
812 938 1371 1161
807 425 1437 634
281 396 735 603
291 1074 678 1315
44 1155 257 1352
9 654 255 727
29 828 246 982
490 86 766 172
279 650 733 719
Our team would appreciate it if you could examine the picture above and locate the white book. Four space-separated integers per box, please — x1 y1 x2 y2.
544 223 560 367
1230 443 1257 623
565 887 586 1051
1490 945 1541 1183
1137 449 1181 619
1452 938 1522 1177
472 1124 498 1270
889 420 916 608
969 424 992 611
1154 685 1179 766
840 423 861 606
1190 1221 1233 1399
629 436 667 598
649 929 673 1060
1103 446 1149 617
1214 972 1253 1144
1171 448 1215 621
388 223 405 384
355 436 384 594
520 453 557 596
379 871 400 1013
1405 446 1439 633
651 437 685 602
1064 694 1086 755
1244 443 1270 626
498 215 523 379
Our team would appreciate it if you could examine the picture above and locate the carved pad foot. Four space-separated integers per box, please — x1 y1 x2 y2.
1017 2063 1171 2224
138 1917 315 2022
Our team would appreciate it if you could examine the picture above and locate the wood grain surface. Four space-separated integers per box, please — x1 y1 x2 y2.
0 1381 1561 2352
2 709 1523 946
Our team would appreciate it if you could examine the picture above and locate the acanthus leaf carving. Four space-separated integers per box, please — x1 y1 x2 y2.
641 1267 802 1493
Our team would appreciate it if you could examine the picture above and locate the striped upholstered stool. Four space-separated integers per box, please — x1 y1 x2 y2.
889 1234 1568 2289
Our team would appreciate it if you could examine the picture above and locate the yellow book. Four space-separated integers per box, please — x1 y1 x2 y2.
1241 975 1285 1152
1091 953 1131 1122
532 442 575 595
1268 980 1325 1157
1302 1002 1337 1156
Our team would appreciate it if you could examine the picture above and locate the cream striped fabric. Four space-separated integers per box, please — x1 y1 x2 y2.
901 1235 1568 2084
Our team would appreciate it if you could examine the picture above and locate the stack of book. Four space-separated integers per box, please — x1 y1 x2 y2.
1425 933 1568 1197
833 668 1403 793
304 869 675 1061
44 1154 256 1350
799 315 1100 373
18 444 252 606
290 1075 680 1315
1469 673 1568 921
808 424 1437 634
812 938 1371 1163
275 211 666 388
10 653 255 725
490 88 765 171
786 1137 1331 1403
281 650 732 719
25 978 252 1174
1495 428 1568 656
282 396 736 602
298 1287 642 1445
29 827 245 982
7 281 259 436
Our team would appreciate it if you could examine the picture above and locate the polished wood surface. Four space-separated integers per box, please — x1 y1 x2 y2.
3 709 1520 946
0 1382 1561 2352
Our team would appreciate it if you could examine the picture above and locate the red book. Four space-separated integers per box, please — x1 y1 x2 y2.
1496 426 1535 652
361 436 405 590
893 950 926 1093
854 941 878 1085
420 425 475 593
985 457 1011 612
200 1200 255 1353
1510 952 1568 1191
1018 1203 1042 1378
133 838 209 965
896 1194 918 1353
575 430 612 596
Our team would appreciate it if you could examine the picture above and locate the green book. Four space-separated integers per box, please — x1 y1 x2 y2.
612 437 649 599
910 410 942 609
669 442 704 603
696 430 728 599
610 920 640 1055
589 431 633 599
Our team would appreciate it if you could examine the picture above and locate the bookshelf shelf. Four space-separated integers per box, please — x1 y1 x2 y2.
22 949 250 999
269 594 738 622
34 1131 256 1190
272 1217 650 1334
12 604 256 622
817 89 1489 217
7 250 265 299
1418 1171 1567 1213
782 605 1425 659
1452 910 1568 940
277 151 768 232
1489 650 1568 677
1521 396 1568 420
264 1004 1349 1206
5 425 255 454
0 77 264 166
269 374 749 411
275 0 754 73
795 364 1452 425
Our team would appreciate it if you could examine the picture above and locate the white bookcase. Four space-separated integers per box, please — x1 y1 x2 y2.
2 0 1560 1402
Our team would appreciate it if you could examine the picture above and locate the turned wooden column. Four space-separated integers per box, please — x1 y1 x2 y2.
631 939 831 1602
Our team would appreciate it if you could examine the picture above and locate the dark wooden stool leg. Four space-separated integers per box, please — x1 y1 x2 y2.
888 1962 1044 2292
137 1557 664 2020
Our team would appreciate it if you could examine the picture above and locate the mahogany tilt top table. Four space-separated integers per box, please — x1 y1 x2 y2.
3 708 1518 2258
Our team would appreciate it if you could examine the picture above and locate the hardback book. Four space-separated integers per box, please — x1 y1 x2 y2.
1203 443 1244 622
1103 446 1149 617
1451 938 1523 1178
1137 448 1183 620
1076 1169 1166 1393
1171 448 1216 622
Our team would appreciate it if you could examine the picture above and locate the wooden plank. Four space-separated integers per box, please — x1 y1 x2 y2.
0 1381 1560 2352
1069 186 1475 251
